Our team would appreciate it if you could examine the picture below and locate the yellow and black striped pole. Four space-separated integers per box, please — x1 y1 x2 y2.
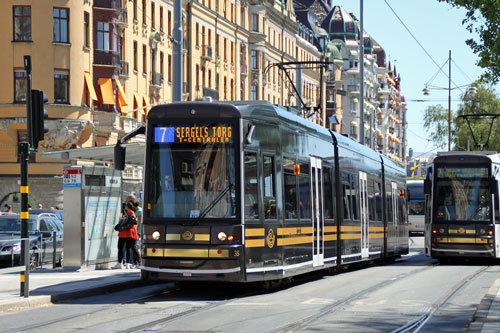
20 55 32 297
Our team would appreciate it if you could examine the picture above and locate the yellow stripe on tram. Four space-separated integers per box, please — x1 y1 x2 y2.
245 239 265 247
245 228 265 237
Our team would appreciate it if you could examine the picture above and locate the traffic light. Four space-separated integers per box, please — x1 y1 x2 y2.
31 89 48 149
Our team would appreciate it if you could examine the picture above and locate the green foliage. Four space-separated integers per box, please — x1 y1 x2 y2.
423 85 500 151
438 0 500 84
454 85 500 151
423 104 449 150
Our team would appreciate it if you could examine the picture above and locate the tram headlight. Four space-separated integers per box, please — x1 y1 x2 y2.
218 232 227 241
152 231 160 240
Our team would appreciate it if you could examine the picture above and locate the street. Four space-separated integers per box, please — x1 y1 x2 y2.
0 236 498 332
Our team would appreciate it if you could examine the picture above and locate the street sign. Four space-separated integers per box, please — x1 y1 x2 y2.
63 169 82 187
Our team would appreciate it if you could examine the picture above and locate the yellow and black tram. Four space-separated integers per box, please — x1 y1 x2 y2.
115 101 408 282
424 151 500 260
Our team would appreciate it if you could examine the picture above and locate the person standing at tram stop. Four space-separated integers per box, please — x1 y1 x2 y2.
113 200 139 269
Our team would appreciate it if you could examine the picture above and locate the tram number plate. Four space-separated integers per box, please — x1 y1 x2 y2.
182 272 192 277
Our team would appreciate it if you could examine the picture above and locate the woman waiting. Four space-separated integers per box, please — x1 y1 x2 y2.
113 201 138 269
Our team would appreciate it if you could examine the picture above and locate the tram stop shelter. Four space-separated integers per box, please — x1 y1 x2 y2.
41 143 145 270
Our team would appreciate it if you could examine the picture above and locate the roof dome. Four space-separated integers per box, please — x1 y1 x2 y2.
372 38 386 67
321 6 360 41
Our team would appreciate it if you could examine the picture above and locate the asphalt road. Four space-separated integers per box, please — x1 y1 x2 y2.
0 236 498 332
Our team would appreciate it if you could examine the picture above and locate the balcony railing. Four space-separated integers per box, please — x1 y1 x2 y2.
120 60 129 77
347 84 360 92
93 0 121 10
203 87 219 100
94 50 121 67
151 72 162 86
240 63 248 76
201 45 213 61
117 8 128 26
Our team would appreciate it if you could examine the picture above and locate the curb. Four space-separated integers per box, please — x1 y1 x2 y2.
0 278 157 313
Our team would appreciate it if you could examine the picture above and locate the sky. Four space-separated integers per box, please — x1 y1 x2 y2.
332 0 493 158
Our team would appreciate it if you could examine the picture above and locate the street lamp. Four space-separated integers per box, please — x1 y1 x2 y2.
422 50 475 152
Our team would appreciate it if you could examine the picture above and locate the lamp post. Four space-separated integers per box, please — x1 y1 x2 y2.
422 50 452 151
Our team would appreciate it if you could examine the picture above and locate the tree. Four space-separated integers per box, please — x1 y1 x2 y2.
438 0 500 84
454 85 500 151
423 104 449 150
423 85 500 151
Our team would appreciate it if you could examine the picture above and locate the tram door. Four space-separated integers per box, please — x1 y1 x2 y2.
359 172 369 258
311 157 324 267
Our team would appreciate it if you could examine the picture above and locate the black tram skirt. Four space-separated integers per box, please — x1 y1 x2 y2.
141 258 244 282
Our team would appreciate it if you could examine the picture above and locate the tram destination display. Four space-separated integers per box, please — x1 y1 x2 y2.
154 124 232 143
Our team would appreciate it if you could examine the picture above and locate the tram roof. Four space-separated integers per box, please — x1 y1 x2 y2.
434 151 500 164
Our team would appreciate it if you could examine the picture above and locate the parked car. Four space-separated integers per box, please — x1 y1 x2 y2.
0 213 63 270
29 209 64 222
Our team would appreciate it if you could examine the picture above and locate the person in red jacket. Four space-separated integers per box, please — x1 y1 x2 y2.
112 201 138 269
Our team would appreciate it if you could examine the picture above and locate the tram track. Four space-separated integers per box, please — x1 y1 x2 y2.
390 265 490 333
271 260 441 333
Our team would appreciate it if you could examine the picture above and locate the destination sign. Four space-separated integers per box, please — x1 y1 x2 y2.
154 125 232 143
437 166 488 179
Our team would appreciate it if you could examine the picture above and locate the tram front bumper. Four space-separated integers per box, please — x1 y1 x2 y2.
431 236 495 258
141 244 244 281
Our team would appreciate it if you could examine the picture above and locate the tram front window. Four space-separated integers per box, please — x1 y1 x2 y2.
434 166 490 222
148 123 237 219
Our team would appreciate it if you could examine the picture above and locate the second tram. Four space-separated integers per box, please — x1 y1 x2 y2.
424 151 500 259
116 101 408 282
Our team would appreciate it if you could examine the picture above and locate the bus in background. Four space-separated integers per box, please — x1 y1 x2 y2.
408 180 425 235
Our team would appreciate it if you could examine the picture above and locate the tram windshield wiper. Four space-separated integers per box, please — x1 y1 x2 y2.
192 183 234 225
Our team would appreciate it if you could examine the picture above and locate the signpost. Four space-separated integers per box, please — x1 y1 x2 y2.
19 55 49 297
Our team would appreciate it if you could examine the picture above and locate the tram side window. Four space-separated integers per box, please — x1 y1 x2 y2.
263 155 276 219
399 187 407 224
367 178 375 221
244 152 259 219
374 182 382 221
284 158 298 219
386 182 394 222
323 167 334 219
298 161 311 219
350 174 359 220
341 172 351 220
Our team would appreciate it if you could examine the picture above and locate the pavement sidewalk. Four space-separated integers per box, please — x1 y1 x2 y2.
0 267 148 312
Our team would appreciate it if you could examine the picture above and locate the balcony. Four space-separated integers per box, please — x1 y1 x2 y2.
121 116 139 134
249 31 267 44
203 87 219 100
347 84 360 93
201 45 212 61
326 102 337 110
93 0 121 10
117 8 128 26
94 50 121 67
93 110 122 134
240 63 248 76
120 60 129 77
151 72 162 87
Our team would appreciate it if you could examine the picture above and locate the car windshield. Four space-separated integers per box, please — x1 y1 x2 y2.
434 165 490 222
408 182 424 216
148 122 237 219
0 217 36 233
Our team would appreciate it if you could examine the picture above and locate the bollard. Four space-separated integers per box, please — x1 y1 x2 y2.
52 231 57 269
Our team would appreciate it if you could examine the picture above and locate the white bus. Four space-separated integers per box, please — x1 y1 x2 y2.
407 180 425 235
